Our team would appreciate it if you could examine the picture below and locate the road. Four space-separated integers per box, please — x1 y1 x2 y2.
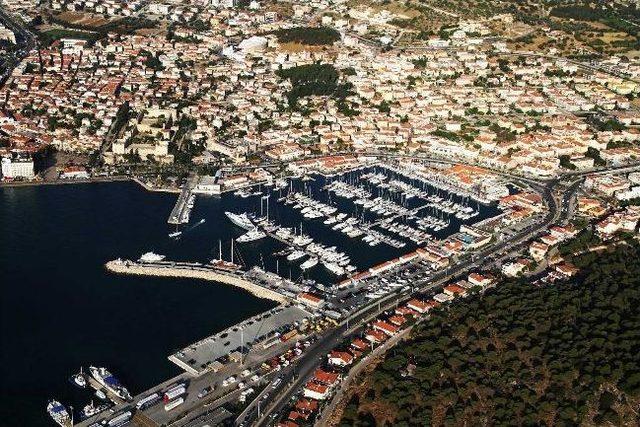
247 173 591 426
0 6 35 86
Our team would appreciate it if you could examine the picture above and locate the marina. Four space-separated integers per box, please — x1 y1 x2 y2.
3 163 506 426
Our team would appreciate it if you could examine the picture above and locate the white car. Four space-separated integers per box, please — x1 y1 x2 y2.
241 369 251 378
250 375 260 382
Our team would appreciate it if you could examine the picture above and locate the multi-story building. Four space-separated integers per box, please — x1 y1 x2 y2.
1 154 34 179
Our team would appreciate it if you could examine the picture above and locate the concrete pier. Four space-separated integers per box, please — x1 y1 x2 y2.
105 259 289 303
168 175 198 225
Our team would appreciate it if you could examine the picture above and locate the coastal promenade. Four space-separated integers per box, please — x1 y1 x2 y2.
105 259 289 303
0 175 130 188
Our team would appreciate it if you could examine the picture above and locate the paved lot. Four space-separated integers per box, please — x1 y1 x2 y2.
171 305 312 375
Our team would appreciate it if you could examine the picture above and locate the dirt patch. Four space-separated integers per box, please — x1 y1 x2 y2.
53 11 112 28
278 41 328 53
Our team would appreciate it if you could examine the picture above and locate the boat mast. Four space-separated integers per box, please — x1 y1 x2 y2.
231 239 234 264
218 239 222 261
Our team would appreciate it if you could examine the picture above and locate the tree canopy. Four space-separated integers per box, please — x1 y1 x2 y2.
274 26 340 45
340 241 640 426
276 63 353 106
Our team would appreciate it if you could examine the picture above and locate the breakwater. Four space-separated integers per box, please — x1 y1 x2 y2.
105 259 289 303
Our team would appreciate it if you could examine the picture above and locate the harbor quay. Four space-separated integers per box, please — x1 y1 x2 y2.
169 304 312 376
75 262 318 427
105 259 289 303
74 335 297 427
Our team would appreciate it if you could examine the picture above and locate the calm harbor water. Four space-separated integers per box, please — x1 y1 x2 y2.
0 182 275 426
0 168 500 425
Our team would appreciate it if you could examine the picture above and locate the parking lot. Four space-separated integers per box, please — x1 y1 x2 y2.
170 305 312 375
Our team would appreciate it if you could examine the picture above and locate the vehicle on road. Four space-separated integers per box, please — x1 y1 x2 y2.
197 386 213 399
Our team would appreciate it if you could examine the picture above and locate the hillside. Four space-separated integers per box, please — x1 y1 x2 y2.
339 241 640 426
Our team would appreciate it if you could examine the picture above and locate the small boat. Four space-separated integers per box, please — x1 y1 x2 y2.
47 400 72 427
139 252 165 263
168 231 182 239
237 229 266 243
287 250 306 262
70 367 86 388
80 400 110 420
323 261 345 276
300 256 318 271
95 389 107 400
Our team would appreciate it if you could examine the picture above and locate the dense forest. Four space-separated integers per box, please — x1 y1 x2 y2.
276 63 353 106
340 241 640 426
273 26 340 45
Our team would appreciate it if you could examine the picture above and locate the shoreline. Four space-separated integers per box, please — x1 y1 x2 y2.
0 175 130 188
105 259 289 304
0 175 185 194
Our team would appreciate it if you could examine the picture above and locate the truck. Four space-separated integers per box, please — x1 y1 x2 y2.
136 392 161 410
163 384 187 403
164 397 184 411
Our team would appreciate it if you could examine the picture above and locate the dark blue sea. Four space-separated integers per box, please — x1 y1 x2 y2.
0 170 499 426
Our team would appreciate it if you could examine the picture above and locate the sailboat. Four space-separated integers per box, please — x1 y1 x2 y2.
70 367 86 388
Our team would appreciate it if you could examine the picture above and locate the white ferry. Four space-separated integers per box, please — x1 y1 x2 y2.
89 366 132 401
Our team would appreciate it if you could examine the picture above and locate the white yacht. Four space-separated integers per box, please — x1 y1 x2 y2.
300 257 318 270
323 261 345 276
139 252 165 263
286 250 306 262
237 229 266 243
225 212 254 231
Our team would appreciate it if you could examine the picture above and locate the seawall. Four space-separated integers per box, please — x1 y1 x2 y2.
105 260 288 303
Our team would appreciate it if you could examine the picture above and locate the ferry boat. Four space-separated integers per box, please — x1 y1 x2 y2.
47 400 72 427
89 366 132 401
139 252 165 263
225 211 254 231
237 229 266 243
300 256 318 270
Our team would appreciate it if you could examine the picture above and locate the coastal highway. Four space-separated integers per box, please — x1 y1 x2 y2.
248 178 575 426
0 7 35 85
